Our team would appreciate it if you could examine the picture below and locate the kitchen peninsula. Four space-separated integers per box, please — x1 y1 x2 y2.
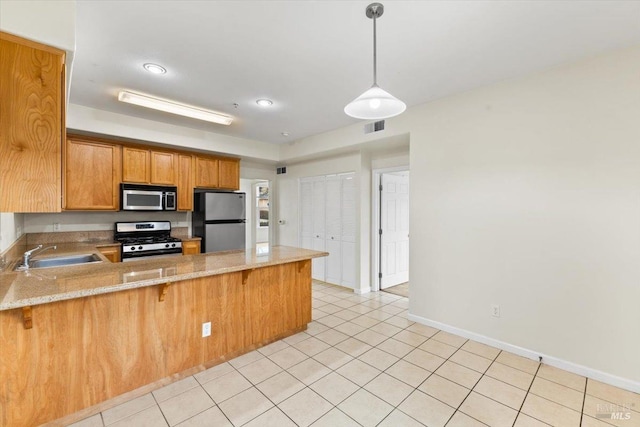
0 245 327 427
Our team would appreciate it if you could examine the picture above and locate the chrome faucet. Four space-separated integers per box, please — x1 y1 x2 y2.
18 245 57 270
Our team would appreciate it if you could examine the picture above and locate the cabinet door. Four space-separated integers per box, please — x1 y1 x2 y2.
122 147 150 183
195 156 219 188
97 245 121 262
177 154 194 210
218 158 239 190
182 240 201 255
150 151 176 185
65 138 122 210
0 33 64 212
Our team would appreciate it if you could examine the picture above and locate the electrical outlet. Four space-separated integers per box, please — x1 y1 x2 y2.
16 226 22 237
202 322 211 337
491 305 501 318
53 223 61 232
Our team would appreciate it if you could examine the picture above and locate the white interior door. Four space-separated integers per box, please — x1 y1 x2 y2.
312 177 326 281
380 172 410 289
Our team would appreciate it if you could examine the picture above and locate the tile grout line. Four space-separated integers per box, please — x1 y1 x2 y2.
511 360 543 427
440 340 491 427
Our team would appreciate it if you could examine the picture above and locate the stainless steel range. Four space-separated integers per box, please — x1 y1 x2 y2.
114 221 182 262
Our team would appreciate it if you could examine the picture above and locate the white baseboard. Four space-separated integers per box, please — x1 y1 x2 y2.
354 286 371 295
407 313 640 394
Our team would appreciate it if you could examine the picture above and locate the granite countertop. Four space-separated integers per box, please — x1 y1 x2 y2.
0 243 327 311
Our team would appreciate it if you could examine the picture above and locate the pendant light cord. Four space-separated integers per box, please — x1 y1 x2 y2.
373 10 378 86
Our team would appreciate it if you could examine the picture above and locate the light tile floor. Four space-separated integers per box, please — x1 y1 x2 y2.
71 281 639 427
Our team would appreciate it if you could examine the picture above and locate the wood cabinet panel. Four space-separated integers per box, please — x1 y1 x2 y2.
245 267 284 345
150 151 176 185
98 245 121 262
0 262 311 426
122 146 150 183
65 137 121 210
182 240 200 255
195 156 219 188
218 158 240 190
204 273 247 360
0 32 64 212
177 154 194 210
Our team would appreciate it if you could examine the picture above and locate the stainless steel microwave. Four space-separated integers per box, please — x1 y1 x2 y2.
120 184 177 211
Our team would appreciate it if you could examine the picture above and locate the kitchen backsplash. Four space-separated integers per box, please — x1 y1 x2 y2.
23 211 191 234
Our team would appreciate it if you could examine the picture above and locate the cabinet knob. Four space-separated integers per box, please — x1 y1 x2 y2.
331 237 334 240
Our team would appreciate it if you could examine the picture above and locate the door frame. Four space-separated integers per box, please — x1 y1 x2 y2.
371 165 410 292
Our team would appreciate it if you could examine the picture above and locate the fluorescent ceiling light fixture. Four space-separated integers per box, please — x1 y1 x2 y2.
118 91 233 125
143 63 166 74
344 3 406 120
256 99 273 107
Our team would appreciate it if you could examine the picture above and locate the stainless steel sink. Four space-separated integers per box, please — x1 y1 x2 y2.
27 253 103 269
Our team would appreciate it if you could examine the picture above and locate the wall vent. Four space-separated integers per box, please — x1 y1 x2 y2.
276 166 287 175
364 120 385 134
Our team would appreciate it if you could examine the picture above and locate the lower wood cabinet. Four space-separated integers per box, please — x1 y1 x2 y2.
64 136 122 210
97 244 121 263
181 239 201 255
0 261 311 426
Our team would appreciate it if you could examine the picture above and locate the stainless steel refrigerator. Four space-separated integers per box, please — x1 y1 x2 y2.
193 191 246 253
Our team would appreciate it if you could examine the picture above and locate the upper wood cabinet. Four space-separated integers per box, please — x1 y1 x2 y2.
122 146 177 185
195 156 219 188
0 32 65 212
219 158 240 190
195 155 240 190
64 136 122 210
177 154 194 210
122 147 149 183
151 151 177 185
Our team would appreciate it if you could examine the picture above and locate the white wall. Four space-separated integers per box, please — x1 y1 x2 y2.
23 211 190 234
408 46 640 386
0 213 24 252
286 46 640 387
68 105 279 163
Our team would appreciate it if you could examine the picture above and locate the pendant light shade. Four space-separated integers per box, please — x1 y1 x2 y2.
344 3 406 120
344 85 406 120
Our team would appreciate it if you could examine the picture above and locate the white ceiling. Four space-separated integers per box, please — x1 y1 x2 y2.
70 1 640 144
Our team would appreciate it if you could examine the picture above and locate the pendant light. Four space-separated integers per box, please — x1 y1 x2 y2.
344 3 406 120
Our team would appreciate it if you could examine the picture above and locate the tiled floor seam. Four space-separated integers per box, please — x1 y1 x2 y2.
511 357 545 427
149 391 170 427
439 342 492 426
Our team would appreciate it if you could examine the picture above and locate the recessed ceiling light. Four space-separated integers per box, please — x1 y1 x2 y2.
143 63 167 74
118 91 233 125
256 99 273 107
281 132 290 137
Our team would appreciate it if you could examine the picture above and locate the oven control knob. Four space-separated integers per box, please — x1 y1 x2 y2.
172 243 176 248
130 246 136 251
138 246 143 250
165 244 170 248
